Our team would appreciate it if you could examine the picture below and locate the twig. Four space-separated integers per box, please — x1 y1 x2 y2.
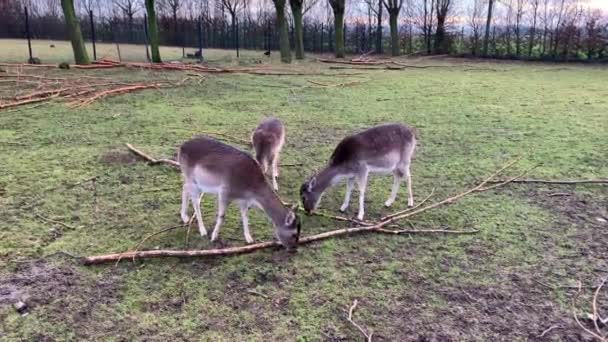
572 278 608 341
33 213 78 230
346 300 373 342
246 289 269 299
487 178 608 185
537 325 561 338
125 143 180 168
592 276 608 337
548 192 571 197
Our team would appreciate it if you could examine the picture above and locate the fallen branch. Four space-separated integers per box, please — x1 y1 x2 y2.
346 300 373 342
34 213 78 230
125 143 180 168
83 159 519 265
572 277 608 341
488 178 608 185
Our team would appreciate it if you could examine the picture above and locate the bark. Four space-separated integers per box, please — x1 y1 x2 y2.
145 0 162 63
376 0 383 53
272 0 292 63
387 12 398 56
483 0 494 56
290 0 305 59
61 0 90 65
330 0 346 58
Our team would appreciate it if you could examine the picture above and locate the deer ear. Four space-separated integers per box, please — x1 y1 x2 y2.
284 211 296 226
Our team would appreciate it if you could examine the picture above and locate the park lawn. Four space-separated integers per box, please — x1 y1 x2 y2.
0 55 607 340
0 38 283 65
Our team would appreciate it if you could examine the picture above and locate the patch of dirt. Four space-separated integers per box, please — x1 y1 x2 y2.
100 150 139 165
0 259 127 339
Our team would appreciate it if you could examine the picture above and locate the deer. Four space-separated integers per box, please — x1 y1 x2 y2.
300 123 416 221
251 117 285 191
178 136 300 249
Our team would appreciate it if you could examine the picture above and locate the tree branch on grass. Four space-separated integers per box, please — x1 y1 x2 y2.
572 276 608 341
347 300 373 342
488 178 608 185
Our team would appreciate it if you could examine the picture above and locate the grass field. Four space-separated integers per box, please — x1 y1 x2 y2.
0 39 287 65
1 44 608 340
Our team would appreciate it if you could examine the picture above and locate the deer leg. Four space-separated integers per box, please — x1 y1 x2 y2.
211 193 228 242
239 203 254 244
270 156 279 191
340 178 355 212
180 183 190 224
189 185 207 237
405 163 414 207
385 169 404 207
356 170 369 221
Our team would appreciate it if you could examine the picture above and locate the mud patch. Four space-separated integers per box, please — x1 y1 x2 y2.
0 259 126 338
100 150 138 165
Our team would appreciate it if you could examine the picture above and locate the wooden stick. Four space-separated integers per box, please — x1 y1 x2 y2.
592 276 608 336
572 280 607 341
124 143 180 168
346 300 373 342
488 178 608 185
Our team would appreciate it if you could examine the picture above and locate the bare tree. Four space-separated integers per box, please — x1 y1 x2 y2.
219 0 244 55
114 0 140 43
468 0 485 55
482 0 494 55
514 0 526 56
363 0 384 53
384 0 403 56
528 0 540 56
329 0 346 57
272 0 292 62
434 0 452 53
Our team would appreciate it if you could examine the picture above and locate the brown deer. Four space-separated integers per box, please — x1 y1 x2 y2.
300 123 416 220
178 137 300 249
251 117 285 191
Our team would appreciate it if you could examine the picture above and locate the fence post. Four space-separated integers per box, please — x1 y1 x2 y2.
198 16 204 62
143 14 151 62
24 6 33 63
89 10 97 60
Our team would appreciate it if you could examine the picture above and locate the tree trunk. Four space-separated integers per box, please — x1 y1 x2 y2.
376 0 383 53
389 11 399 56
273 0 292 63
290 0 304 59
435 15 446 53
483 0 494 56
145 0 161 63
528 3 538 56
331 0 345 58
61 0 90 65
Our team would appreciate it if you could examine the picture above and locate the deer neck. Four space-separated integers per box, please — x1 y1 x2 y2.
255 186 289 227
314 165 346 193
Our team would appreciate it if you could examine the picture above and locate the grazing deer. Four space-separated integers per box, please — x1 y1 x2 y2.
300 123 416 220
251 117 285 191
178 137 300 249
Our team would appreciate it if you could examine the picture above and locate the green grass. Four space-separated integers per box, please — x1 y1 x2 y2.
0 38 292 65
1 53 607 340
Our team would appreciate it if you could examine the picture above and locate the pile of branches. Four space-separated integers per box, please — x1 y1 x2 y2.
0 71 177 110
